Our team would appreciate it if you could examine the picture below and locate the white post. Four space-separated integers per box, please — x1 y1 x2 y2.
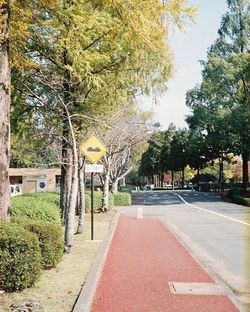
137 207 143 219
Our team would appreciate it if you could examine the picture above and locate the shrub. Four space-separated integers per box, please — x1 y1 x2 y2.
119 185 132 194
11 195 61 224
227 188 244 200
85 191 114 212
245 198 250 206
85 191 101 212
192 173 217 183
21 192 60 206
231 195 250 207
12 218 64 269
0 221 42 292
113 192 131 206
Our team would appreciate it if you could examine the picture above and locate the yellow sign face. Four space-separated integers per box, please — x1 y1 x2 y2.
80 135 106 164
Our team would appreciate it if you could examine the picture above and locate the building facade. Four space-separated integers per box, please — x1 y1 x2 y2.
9 168 61 194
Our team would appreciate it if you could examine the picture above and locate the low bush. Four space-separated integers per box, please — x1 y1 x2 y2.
227 188 244 200
113 192 131 206
11 195 61 224
231 195 250 207
21 192 60 206
119 185 132 194
0 221 42 292
12 218 64 269
85 191 114 212
85 191 101 212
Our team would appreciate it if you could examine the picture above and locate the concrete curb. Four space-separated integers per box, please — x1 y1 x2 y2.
72 213 120 312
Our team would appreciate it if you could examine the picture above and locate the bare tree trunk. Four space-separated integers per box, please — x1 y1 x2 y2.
101 167 110 212
63 102 78 251
111 165 132 193
171 170 174 190
242 152 249 190
111 179 118 194
65 168 78 250
0 2 10 220
182 168 185 188
161 174 164 188
60 44 73 222
60 126 73 223
197 167 200 184
77 156 85 234
218 154 224 192
121 177 126 186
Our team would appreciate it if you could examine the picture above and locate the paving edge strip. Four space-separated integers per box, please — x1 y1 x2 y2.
72 213 120 312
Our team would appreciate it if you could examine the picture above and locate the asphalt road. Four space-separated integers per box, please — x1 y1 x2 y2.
116 190 250 310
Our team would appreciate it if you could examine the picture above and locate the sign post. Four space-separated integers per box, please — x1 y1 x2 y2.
91 172 94 240
80 135 106 240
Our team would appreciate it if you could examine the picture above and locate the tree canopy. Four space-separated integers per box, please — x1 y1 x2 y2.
186 0 249 188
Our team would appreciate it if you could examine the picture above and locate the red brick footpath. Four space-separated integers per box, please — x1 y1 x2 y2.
91 215 239 312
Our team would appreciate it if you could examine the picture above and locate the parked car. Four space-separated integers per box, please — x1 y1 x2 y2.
10 184 22 197
144 184 154 191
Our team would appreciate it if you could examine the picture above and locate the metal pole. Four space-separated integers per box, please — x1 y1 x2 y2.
91 172 94 240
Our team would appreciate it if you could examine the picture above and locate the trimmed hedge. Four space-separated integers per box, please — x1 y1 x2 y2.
227 188 244 200
119 185 132 194
21 192 60 206
113 192 131 206
85 191 114 212
0 221 42 292
10 195 61 224
231 195 250 207
12 218 64 269
227 188 250 207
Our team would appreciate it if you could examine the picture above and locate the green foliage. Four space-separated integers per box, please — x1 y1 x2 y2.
227 187 250 206
126 170 143 187
192 173 217 183
9 0 195 167
85 191 114 212
186 0 250 187
0 221 42 292
22 192 60 205
227 187 245 199
10 194 61 224
139 124 195 178
119 185 132 194
139 131 166 177
12 218 64 269
168 128 189 172
113 192 131 206
231 195 250 207
185 130 209 171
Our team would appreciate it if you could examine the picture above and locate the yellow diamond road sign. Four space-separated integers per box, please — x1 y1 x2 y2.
80 135 106 164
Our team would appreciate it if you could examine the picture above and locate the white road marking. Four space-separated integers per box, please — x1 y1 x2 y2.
175 193 250 227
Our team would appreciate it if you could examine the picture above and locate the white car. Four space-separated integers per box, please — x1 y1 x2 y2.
10 184 22 197
144 184 154 191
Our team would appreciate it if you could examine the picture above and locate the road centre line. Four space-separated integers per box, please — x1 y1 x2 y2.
175 193 250 227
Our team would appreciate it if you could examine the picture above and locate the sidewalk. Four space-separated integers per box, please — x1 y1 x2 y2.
90 215 240 312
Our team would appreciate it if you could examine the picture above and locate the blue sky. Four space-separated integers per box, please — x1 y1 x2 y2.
140 0 228 129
